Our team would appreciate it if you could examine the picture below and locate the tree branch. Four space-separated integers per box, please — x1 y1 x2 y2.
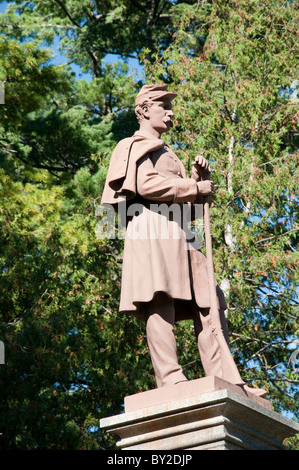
255 228 298 245
53 0 81 28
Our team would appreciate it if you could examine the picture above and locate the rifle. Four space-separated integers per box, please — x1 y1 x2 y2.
203 195 244 383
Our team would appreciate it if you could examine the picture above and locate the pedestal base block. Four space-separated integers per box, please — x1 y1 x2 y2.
100 377 299 450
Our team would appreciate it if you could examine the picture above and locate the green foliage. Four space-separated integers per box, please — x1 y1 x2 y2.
0 0 191 75
0 0 298 450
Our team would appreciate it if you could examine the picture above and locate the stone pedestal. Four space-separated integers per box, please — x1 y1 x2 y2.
100 376 299 450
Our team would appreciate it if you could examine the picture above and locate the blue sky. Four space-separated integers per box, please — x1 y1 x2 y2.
0 0 144 81
0 1 8 13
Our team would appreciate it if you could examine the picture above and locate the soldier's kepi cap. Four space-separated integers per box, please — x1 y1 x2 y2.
135 84 177 106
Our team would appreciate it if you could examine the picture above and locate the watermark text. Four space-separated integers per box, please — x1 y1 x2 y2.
95 198 204 249
0 81 4 104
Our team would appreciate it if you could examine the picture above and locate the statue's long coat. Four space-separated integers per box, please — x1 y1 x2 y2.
101 131 226 321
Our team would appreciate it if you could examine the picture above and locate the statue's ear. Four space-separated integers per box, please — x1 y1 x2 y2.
142 104 150 119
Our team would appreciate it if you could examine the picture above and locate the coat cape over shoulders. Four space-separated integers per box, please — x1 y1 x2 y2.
100 131 227 321
101 132 165 208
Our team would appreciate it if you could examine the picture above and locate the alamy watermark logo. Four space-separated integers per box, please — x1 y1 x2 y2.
0 81 4 105
95 198 205 249
289 348 299 366
0 341 4 364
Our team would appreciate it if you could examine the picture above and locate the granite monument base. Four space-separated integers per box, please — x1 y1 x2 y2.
100 376 299 450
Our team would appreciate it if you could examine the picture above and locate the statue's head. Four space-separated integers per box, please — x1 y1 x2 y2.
135 84 177 124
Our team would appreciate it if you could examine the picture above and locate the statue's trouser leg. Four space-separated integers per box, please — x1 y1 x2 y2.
145 293 187 387
193 308 244 385
145 294 244 388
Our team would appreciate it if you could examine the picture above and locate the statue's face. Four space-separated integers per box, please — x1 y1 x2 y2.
147 99 174 135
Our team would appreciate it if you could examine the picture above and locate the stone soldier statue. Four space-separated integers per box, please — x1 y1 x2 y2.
101 84 266 397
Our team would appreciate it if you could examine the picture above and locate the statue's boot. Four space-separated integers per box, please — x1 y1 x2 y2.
242 385 267 397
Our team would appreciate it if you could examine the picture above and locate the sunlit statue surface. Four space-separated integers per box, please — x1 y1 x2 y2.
101 84 266 397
